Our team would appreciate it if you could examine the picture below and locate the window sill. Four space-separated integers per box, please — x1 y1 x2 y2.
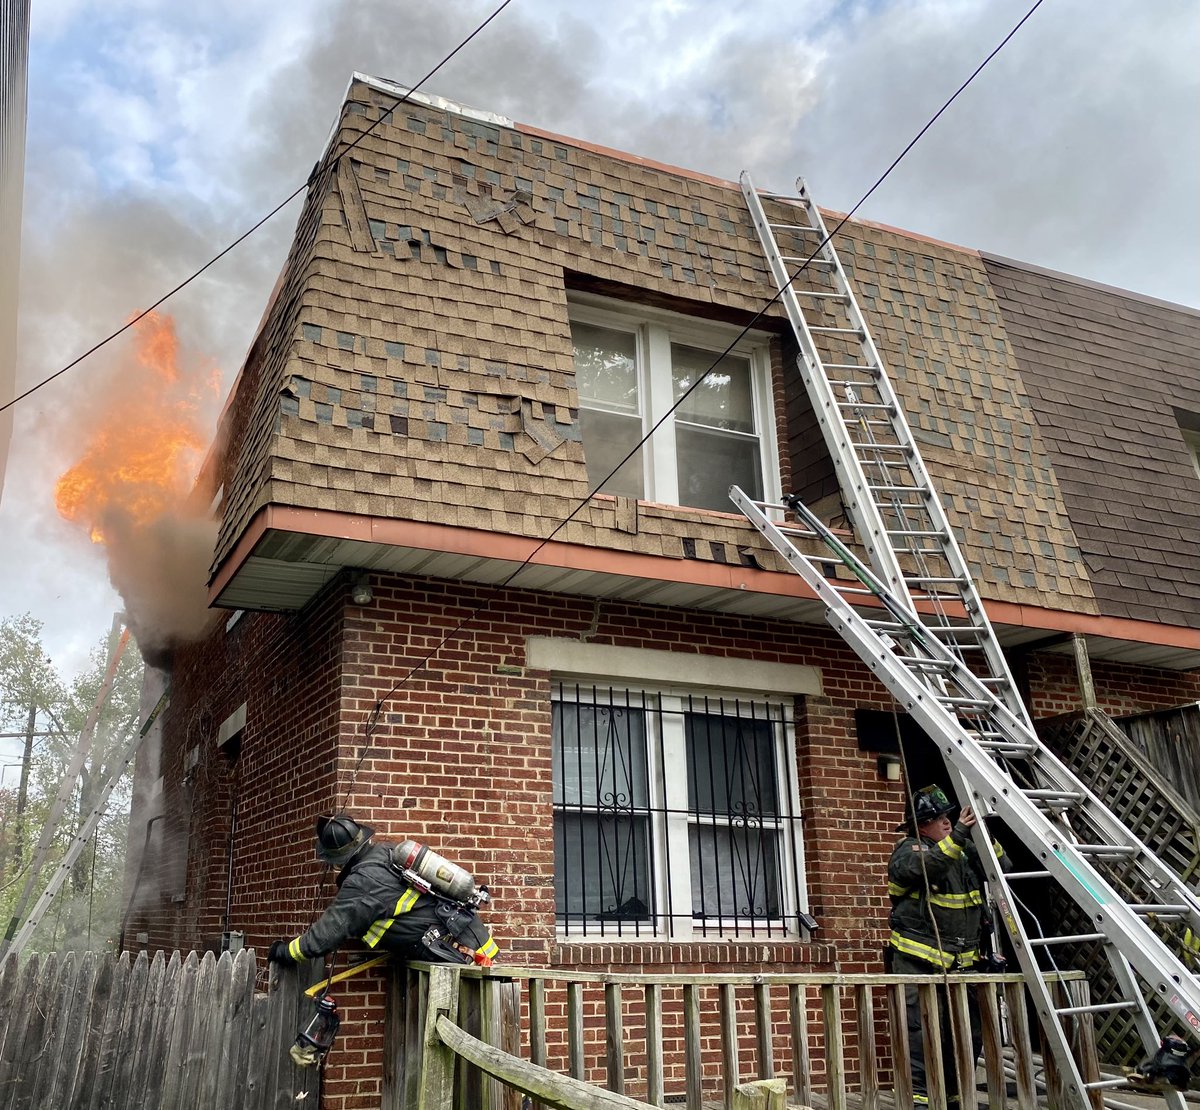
551 938 836 968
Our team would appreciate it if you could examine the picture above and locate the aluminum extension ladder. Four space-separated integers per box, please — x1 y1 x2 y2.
734 174 1200 1108
4 685 170 958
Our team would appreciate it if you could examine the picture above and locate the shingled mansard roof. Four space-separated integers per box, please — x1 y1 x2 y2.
204 74 1200 670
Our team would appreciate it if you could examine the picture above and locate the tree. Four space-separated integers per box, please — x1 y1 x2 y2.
0 614 145 954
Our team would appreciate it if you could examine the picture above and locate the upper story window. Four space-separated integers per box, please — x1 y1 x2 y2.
569 296 779 513
1172 410 1200 481
1182 428 1200 482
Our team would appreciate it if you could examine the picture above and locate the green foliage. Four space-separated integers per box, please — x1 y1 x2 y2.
0 614 146 955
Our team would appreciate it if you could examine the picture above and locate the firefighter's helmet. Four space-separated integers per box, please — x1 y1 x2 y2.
315 814 374 867
911 784 956 825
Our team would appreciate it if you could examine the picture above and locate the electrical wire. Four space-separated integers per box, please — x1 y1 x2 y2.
0 0 518 417
338 0 1050 804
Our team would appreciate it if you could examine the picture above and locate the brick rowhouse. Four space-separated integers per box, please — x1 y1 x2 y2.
124 73 1200 1109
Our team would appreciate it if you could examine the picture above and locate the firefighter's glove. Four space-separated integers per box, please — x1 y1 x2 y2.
268 940 297 966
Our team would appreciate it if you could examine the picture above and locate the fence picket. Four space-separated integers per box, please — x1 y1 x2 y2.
754 983 773 1082
976 981 1007 1109
683 985 702 1110
194 951 232 1108
605 983 626 1095
119 950 164 1110
54 952 102 1107
241 983 273 1110
0 954 40 1110
821 984 846 1110
216 950 256 1110
159 950 201 1108
20 952 65 1109
643 984 664 1108
138 950 183 1108
84 951 132 1110
0 957 22 1087
886 982 914 1110
854 984 878 1110
40 952 89 1109
787 984 811 1108
720 983 738 1109
947 982 978 1110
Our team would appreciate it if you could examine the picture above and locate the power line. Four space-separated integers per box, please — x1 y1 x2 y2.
341 0 1049 798
0 0 518 417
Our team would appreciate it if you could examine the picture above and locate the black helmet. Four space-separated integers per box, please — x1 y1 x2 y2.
910 784 956 825
315 814 374 867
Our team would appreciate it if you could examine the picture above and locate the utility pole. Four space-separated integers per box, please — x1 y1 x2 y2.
12 686 35 866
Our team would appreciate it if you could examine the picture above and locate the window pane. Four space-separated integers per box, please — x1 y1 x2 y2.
671 344 755 433
553 700 654 928
579 409 645 499
555 813 653 922
686 712 778 817
674 425 762 512
572 323 639 413
689 825 781 919
553 702 648 808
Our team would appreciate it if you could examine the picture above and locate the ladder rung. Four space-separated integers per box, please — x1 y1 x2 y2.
1024 789 1084 802
782 257 835 267
928 625 988 636
768 222 820 232
1129 904 1191 915
937 697 994 710
852 442 912 453
1076 845 1139 858
837 401 894 411
1028 933 1107 947
825 362 871 369
1005 870 1052 880
1085 1079 1137 1092
810 326 862 335
794 291 848 300
978 744 1038 756
1057 1000 1139 1016
905 575 964 585
870 484 926 494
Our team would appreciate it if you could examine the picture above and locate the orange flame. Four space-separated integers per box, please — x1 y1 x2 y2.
55 312 216 544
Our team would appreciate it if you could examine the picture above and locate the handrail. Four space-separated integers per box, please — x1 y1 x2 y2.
399 962 1099 1110
434 1011 658 1110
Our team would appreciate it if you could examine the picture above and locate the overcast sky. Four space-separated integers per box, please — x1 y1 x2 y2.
2 0 1197 684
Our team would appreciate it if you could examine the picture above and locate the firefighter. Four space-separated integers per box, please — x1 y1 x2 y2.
887 785 1010 1107
268 814 499 969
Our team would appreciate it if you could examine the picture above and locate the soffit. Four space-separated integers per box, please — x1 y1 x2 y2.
211 522 1200 672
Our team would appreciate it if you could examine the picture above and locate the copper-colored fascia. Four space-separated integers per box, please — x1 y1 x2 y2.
208 504 821 606
207 505 1200 654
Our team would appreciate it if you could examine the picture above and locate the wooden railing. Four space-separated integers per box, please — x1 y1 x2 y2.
386 963 1101 1110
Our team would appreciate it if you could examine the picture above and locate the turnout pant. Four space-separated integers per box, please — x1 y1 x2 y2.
892 951 983 1105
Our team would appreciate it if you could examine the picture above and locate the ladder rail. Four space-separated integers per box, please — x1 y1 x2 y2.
732 486 1200 1057
739 173 1029 726
6 687 170 957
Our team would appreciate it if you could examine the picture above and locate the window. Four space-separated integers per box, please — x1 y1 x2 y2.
569 297 779 513
1182 428 1200 482
552 682 807 939
1174 409 1200 481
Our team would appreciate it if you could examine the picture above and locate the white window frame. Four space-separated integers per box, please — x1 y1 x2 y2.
551 679 808 941
1182 427 1200 482
567 292 782 512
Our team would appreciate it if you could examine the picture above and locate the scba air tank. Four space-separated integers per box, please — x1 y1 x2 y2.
393 840 478 903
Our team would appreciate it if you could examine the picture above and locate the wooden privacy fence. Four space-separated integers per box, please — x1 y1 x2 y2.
0 947 324 1110
388 963 1103 1110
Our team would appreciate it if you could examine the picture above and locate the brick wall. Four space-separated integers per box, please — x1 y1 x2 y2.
140 574 1199 1107
1026 651 1200 719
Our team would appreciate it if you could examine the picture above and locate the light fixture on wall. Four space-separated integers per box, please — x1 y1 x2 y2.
349 571 373 606
877 754 902 782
